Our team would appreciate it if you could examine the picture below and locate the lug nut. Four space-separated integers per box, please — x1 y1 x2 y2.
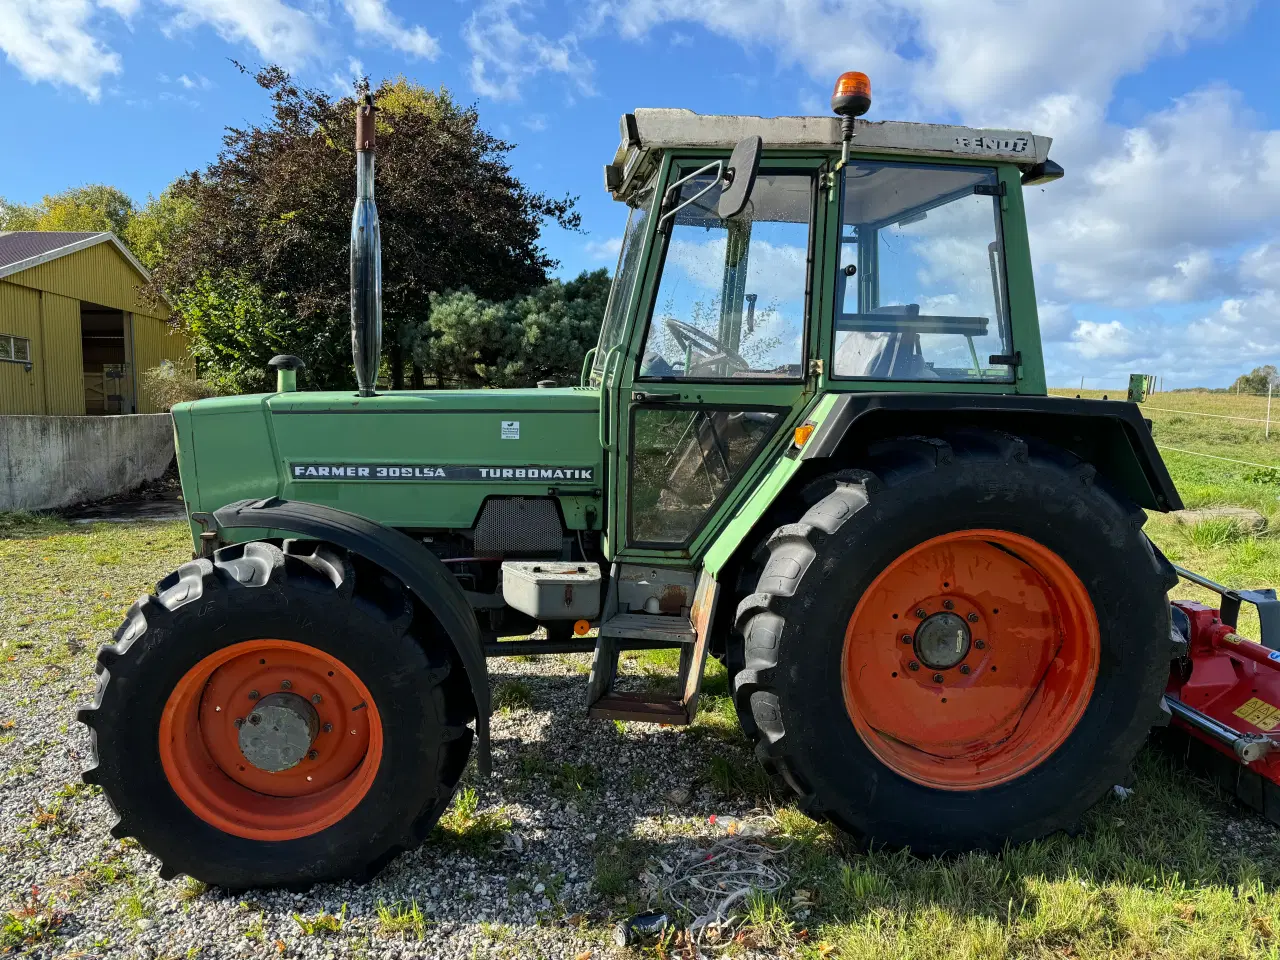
247 690 260 701
901 634 912 644
249 714 261 726
915 608 927 619
280 679 293 690
975 640 986 650
943 600 954 610
311 693 322 704
960 664 971 675
322 723 333 733
234 717 245 728
932 673 944 683
908 661 920 671
967 612 979 622
307 750 318 760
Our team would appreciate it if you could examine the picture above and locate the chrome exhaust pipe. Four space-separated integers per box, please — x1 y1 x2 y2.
350 94 382 397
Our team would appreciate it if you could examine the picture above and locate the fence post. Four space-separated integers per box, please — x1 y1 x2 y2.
1269 381 1273 440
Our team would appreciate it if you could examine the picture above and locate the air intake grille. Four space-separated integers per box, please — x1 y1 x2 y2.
474 497 562 557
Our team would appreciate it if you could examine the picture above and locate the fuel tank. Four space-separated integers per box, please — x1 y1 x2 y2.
171 386 604 540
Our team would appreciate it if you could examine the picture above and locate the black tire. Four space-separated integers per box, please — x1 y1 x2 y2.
78 539 474 889
733 429 1177 853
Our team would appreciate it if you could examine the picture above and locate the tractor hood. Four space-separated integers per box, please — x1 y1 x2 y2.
171 387 604 540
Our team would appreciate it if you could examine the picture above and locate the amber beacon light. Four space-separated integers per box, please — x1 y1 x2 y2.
831 71 872 165
831 71 872 118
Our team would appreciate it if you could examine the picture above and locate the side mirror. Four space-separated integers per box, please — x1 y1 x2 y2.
658 135 763 232
716 136 762 219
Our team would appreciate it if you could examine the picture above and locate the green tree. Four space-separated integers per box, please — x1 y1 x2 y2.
0 185 135 235
124 189 195 271
1231 365 1280 394
155 66 579 391
173 272 312 395
417 269 610 387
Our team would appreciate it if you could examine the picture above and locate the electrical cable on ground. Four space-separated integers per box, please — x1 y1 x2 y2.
644 815 791 950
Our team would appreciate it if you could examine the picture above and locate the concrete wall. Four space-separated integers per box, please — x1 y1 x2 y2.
0 414 174 511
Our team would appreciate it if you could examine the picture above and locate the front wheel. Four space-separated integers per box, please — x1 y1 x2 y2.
733 430 1176 853
78 540 474 888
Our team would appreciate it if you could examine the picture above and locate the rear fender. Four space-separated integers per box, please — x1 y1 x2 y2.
801 393 1182 512
210 498 492 773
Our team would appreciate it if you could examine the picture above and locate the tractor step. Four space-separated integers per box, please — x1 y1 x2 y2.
588 691 693 723
598 612 696 644
585 574 718 725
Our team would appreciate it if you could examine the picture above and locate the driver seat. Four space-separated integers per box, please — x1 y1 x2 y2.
834 304 938 379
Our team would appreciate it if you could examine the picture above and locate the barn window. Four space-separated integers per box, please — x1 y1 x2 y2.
0 334 31 363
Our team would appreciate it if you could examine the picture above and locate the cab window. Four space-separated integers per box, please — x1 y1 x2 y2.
637 170 812 381
590 180 656 385
832 161 1013 382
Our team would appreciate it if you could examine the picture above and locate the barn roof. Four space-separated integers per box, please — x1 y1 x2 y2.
0 231 152 283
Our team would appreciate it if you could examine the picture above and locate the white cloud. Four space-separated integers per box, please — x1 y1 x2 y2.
465 0 594 100
1030 86 1280 306
0 0 131 99
1069 320 1143 360
329 56 364 95
159 0 320 67
1037 302 1076 343
1241 243 1280 288
340 0 439 59
596 0 1241 122
585 236 622 261
177 72 212 90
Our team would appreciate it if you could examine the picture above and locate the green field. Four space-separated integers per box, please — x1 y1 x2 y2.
6 391 1280 958
1058 389 1280 633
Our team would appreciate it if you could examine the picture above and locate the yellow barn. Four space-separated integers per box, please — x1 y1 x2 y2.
0 231 190 415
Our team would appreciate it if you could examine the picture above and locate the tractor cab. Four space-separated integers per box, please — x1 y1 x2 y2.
587 99 1063 563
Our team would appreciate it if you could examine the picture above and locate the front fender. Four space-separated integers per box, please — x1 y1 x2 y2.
210 497 492 774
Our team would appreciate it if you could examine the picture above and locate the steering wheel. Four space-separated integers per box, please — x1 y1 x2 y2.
664 319 751 375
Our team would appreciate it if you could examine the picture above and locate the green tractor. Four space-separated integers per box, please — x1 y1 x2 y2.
79 77 1190 889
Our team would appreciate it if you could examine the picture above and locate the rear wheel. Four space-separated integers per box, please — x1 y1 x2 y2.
733 430 1176 852
79 540 474 888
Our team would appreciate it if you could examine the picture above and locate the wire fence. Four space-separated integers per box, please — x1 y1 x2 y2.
1154 445 1280 472
1054 374 1280 472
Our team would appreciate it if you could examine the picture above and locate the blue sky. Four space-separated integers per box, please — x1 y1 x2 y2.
2 0 1278 388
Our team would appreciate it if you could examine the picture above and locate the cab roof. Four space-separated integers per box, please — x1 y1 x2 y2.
606 108 1054 202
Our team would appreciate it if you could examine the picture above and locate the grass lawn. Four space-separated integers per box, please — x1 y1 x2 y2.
6 391 1280 957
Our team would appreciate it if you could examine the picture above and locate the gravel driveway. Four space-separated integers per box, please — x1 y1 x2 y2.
0 518 787 960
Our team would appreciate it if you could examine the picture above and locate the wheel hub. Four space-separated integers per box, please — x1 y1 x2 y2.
239 693 319 772
914 611 970 670
159 639 383 841
841 530 1100 791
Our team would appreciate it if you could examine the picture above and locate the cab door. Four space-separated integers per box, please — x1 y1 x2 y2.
605 154 830 563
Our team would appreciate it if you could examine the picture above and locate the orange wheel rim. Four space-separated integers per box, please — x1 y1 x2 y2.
842 529 1099 791
159 640 383 840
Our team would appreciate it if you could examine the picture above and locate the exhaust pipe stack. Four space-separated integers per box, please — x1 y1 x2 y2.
350 94 382 397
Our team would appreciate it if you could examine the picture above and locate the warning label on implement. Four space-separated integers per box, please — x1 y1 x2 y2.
1233 696 1280 732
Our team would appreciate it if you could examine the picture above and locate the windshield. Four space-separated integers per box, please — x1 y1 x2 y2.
832 161 1013 382
589 181 656 385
